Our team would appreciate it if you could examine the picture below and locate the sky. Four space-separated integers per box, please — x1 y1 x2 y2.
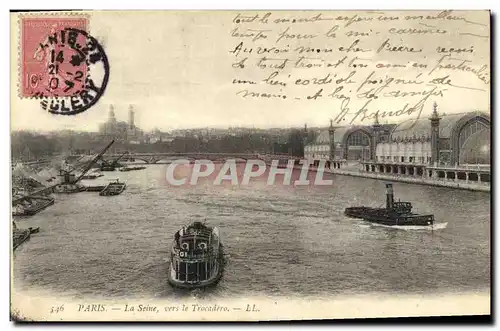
10 10 490 132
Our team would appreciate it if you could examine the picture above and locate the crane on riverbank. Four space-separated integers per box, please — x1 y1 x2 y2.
12 140 115 204
99 151 128 171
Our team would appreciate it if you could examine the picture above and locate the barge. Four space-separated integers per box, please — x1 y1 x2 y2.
81 170 104 179
54 183 87 194
13 222 40 251
13 229 30 251
344 183 435 226
12 196 55 217
85 185 106 192
99 179 126 196
168 221 224 289
100 165 118 171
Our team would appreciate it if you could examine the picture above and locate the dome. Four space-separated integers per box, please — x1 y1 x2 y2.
459 128 490 164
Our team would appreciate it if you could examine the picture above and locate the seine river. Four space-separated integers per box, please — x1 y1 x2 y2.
13 164 490 300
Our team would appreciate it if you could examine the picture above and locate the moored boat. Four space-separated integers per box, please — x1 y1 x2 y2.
13 229 30 251
29 226 40 234
85 185 106 192
12 196 55 216
100 165 117 171
99 179 126 196
344 183 435 226
119 166 146 172
81 170 104 179
168 221 224 289
54 183 87 194
12 221 32 251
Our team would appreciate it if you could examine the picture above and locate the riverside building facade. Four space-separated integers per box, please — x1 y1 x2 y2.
304 103 491 184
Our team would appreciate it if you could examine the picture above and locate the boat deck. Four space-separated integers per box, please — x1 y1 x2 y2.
168 223 224 289
85 185 106 192
12 196 55 216
99 181 126 196
13 229 30 251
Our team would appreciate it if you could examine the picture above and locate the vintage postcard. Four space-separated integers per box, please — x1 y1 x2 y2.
10 10 490 321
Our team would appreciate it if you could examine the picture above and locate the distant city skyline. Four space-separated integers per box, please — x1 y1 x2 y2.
11 105 481 134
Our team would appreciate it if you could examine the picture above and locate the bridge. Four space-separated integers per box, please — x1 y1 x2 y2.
15 152 296 166
98 152 296 164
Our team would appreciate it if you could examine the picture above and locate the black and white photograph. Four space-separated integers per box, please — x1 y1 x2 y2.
9 9 491 321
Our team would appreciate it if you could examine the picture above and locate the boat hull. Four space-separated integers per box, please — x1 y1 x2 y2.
82 175 99 179
29 227 40 234
119 166 146 172
345 207 434 226
54 185 87 194
13 230 31 251
167 244 225 290
99 182 126 196
12 198 55 217
85 185 106 192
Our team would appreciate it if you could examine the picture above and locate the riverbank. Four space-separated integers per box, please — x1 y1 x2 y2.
327 168 490 193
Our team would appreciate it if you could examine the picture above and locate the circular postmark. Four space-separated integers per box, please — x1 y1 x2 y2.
30 28 110 115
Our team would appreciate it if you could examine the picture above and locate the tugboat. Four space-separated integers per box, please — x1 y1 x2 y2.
345 183 435 226
167 221 224 289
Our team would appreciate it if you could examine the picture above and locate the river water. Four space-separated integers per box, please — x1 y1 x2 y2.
12 164 491 300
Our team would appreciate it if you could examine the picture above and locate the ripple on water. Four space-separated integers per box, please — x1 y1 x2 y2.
13 166 491 298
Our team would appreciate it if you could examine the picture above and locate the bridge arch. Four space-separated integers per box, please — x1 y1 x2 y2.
153 156 197 164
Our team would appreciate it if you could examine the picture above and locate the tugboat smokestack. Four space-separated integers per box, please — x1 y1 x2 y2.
386 183 394 210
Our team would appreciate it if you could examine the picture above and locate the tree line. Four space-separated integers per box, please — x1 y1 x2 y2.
11 129 318 160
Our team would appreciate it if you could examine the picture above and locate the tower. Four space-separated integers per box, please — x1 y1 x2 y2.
108 105 116 123
128 105 135 130
371 112 381 161
429 101 442 166
302 123 308 157
385 183 394 210
302 123 309 146
328 119 336 160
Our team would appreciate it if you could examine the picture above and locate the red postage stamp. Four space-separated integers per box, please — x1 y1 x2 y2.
20 16 89 98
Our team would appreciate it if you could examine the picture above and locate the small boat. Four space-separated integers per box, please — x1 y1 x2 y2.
81 170 103 179
344 183 435 226
99 179 126 196
29 227 40 234
100 165 117 171
119 166 146 172
168 221 224 289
